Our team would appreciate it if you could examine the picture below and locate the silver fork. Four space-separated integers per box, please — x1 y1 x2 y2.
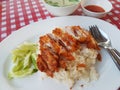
89 25 120 70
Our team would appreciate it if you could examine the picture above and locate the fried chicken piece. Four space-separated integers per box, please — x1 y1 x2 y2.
37 26 101 77
53 28 79 52
71 26 89 43
59 60 67 69
41 47 59 72
37 55 48 72
71 26 100 50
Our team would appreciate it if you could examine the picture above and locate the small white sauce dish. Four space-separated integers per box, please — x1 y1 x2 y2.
42 0 81 16
81 0 113 18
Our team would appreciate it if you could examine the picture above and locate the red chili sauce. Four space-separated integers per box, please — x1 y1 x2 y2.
84 5 105 13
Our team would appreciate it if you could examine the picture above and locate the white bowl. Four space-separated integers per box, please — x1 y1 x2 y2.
81 0 113 18
42 0 81 16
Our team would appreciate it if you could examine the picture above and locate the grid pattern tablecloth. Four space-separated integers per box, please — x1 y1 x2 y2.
0 0 120 42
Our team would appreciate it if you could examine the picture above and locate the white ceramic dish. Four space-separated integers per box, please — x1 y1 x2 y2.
81 0 113 18
42 0 81 16
0 16 120 90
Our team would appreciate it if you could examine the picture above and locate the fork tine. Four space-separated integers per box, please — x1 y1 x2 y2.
89 26 99 42
89 25 107 42
89 26 95 36
94 25 102 37
89 26 93 35
94 25 107 41
93 25 102 41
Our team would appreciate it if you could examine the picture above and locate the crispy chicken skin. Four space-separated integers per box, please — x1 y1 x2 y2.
37 26 101 77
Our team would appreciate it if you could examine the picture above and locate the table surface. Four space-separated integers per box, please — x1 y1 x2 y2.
0 0 120 42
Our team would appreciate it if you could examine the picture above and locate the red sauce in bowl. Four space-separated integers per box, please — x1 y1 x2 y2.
84 5 105 13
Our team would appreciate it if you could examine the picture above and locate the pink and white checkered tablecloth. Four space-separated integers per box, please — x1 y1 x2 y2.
0 0 120 42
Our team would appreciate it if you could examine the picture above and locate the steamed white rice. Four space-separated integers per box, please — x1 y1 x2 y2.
53 46 99 87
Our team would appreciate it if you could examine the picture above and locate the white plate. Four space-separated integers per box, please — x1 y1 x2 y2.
0 16 120 90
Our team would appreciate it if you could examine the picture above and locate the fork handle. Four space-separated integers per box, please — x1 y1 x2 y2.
107 48 120 70
113 48 120 57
